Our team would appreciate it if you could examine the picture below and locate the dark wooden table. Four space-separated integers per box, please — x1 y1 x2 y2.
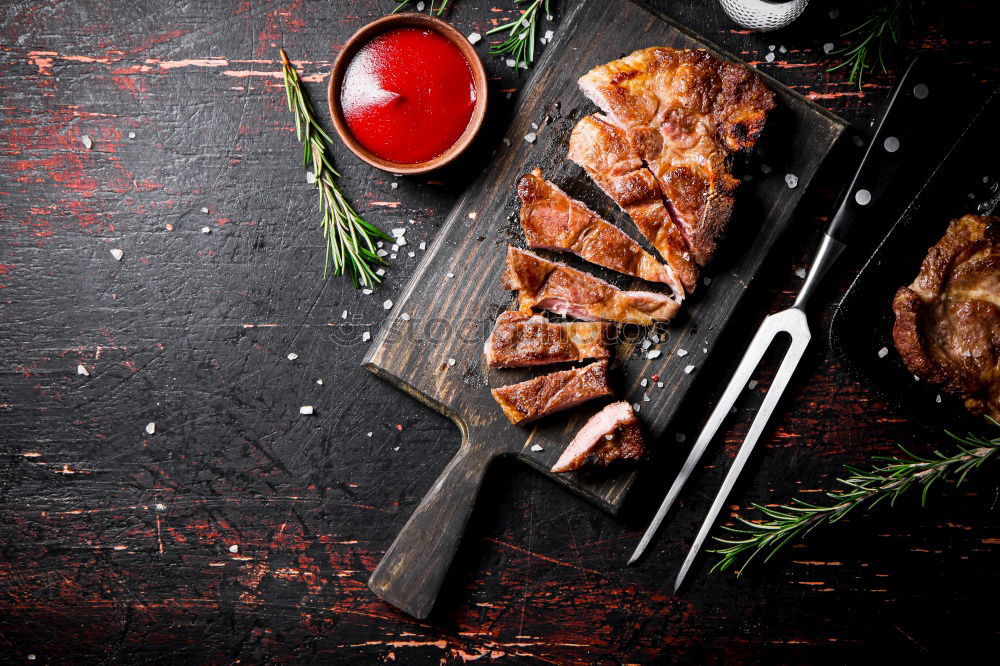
2 1 998 662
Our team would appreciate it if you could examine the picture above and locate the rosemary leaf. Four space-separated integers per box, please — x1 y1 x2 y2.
280 50 390 288
711 418 1000 574
487 0 553 73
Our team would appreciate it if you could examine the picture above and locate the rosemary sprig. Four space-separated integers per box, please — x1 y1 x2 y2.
828 0 920 88
711 418 1000 574
280 50 389 288
391 0 451 15
487 0 553 73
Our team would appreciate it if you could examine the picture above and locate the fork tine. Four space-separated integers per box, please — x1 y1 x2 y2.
628 311 794 565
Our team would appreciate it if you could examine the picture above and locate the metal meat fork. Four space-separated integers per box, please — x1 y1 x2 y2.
629 58 923 591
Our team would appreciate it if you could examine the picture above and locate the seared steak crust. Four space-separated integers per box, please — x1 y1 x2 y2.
551 401 646 472
518 168 679 291
491 360 613 425
484 310 610 368
501 246 680 325
575 47 774 268
892 215 1000 419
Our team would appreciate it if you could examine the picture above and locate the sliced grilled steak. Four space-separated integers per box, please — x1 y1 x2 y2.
577 47 774 265
491 360 613 426
502 246 680 325
551 401 646 472
518 168 679 293
484 310 610 368
568 115 698 294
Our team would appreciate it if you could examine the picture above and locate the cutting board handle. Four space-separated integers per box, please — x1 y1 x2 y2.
368 436 495 619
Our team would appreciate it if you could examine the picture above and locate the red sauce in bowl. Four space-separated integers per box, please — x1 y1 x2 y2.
340 27 477 165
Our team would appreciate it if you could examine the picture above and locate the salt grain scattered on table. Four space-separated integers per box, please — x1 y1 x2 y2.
795 267 807 278
400 312 410 321
362 332 370 342
377 249 388 257
748 379 758 389
128 131 136 139
407 251 414 257
201 226 211 234
633 403 641 412
641 340 651 350
854 189 872 205
341 310 348 319
779 45 787 53
657 381 664 388
468 212 477 220
877 346 889 358
883 136 900 153
446 272 454 278
502 138 511 146
416 1 425 9
829 9 840 19
110 248 123 261
524 132 537 144
366 432 372 437
643 393 649 402
677 349 688 357
530 444 543 452
684 364 695 374
447 358 456 366
145 422 155 435
362 288 372 295
544 29 554 40
81 135 92 149
935 394 942 403
640 378 648 387
300 405 314 415
287 352 298 361
764 52 775 63
785 173 799 189
316 379 324 385
390 182 398 189
506 58 516 68
201 207 209 214
392 228 406 237
389 253 396 260
229 544 238 553
391 244 399 252
383 299 392 310
306 171 316 184
376 268 386 276
419 241 426 250
647 350 661 359
77 364 89 376
468 32 482 45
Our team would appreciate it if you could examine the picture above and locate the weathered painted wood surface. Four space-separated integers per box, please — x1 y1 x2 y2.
1 0 999 661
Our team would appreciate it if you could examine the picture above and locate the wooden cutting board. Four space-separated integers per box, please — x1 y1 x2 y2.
364 0 846 618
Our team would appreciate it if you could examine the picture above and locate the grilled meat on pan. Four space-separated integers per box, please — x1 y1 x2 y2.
491 360 614 425
571 47 774 279
892 215 1000 420
502 246 680 325
551 401 646 472
484 310 611 368
518 168 681 293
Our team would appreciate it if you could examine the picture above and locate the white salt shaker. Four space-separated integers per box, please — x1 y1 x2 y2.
718 0 810 31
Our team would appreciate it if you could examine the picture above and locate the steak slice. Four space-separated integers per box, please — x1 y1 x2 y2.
551 401 646 472
491 360 613 426
484 310 610 368
568 115 698 293
577 47 774 265
892 215 1000 420
518 168 680 293
501 246 680 325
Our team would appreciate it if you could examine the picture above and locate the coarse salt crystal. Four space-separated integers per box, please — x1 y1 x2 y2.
341 310 348 319
229 544 239 553
677 349 688 357
383 299 393 310
446 272 454 278
641 340 652 350
640 378 648 387
795 267 807 279
447 358 456 366
761 164 773 174
407 251 414 257
391 244 399 252
544 29 554 40
300 405 314 415
633 403 641 412
362 332 370 342
201 207 209 214
287 353 298 360
785 173 799 189
877 346 889 358
657 381 664 388
524 132 537 144
506 58 516 68
306 171 316 184
110 248 124 261
376 268 386 276
316 379 324 385
389 253 396 260
390 182 398 189
502 137 511 146
145 422 155 434
397 237 407 247
468 211 477 219
530 444 543 452
647 350 661 359
823 42 835 54
468 32 482 45
362 288 372 295
748 380 758 389
77 364 90 376
643 393 650 402
765 52 775 63
419 241 426 250
605 434 614 440
779 45 787 53
367 432 372 437
392 227 406 237
416 1 425 9
768 44 775 51
401 312 410 321
935 394 942 403
81 135 92 149
684 364 695 374
377 249 388 257
201 226 211 234
531 122 538 130
128 131 136 139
